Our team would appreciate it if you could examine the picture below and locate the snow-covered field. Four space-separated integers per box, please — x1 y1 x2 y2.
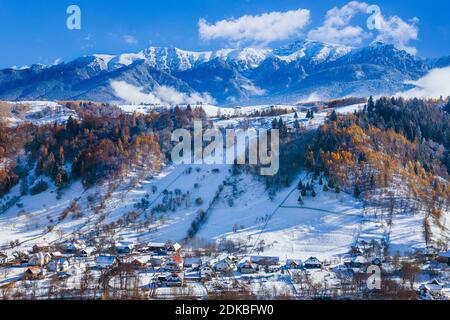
0 101 77 126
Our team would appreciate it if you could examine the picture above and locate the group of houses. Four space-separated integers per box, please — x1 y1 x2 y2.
3 237 448 293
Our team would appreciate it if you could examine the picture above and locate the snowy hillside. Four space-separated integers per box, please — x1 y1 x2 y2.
0 101 77 127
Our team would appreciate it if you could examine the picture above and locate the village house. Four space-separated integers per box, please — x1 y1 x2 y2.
183 257 202 270
95 255 119 269
29 252 51 266
285 259 303 270
115 241 135 254
148 257 165 269
78 247 95 257
165 255 184 272
437 250 450 265
65 240 86 254
423 246 440 259
13 250 30 264
50 251 63 259
157 272 184 287
32 243 50 253
0 252 9 265
419 279 444 298
214 258 235 273
67 264 84 277
166 273 184 287
250 256 280 267
23 267 46 280
147 242 167 254
47 258 70 273
350 246 363 257
304 257 322 269
238 260 258 274
200 266 214 278
350 256 368 268
131 258 147 269
166 242 182 254
371 257 383 267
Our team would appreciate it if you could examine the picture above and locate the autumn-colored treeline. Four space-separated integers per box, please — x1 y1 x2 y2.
309 97 450 215
326 97 367 109
0 104 208 195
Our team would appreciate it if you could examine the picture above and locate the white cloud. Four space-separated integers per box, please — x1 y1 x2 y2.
307 1 419 54
396 67 450 99
111 81 216 105
307 1 370 45
374 15 419 55
241 83 266 96
199 9 311 44
123 35 138 45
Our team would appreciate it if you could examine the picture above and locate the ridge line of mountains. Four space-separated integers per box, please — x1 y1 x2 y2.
1 40 449 106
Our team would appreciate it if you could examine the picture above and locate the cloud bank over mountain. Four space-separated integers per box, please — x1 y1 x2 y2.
111 81 216 105
397 67 450 98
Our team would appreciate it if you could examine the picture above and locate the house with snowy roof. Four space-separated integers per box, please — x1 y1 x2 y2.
32 243 50 253
214 259 235 272
131 258 147 269
47 258 70 273
166 242 182 253
65 240 86 253
285 259 303 270
437 250 450 265
95 255 119 269
23 267 46 280
164 255 184 272
419 279 444 295
78 247 95 257
29 252 51 266
238 260 258 274
350 256 368 268
115 241 135 254
250 256 280 267
304 257 322 269
184 257 202 270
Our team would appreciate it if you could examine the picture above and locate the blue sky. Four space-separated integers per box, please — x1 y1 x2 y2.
0 0 449 68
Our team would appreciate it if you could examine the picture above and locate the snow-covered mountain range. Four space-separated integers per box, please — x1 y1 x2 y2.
0 40 447 105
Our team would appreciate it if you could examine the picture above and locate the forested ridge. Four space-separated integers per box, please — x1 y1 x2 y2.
0 102 208 196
